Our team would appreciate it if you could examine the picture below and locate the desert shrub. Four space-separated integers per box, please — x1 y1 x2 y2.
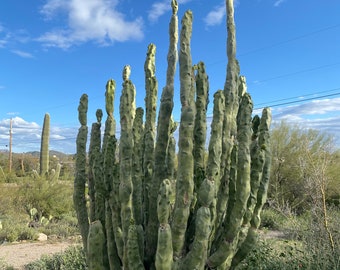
236 238 307 270
39 216 80 239
3 172 19 183
0 184 20 215
17 178 74 220
260 208 287 230
0 181 78 243
297 208 340 269
0 218 37 243
24 246 86 270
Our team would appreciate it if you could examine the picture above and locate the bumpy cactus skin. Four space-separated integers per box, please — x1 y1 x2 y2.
74 94 89 255
87 220 105 270
74 0 272 269
145 0 178 263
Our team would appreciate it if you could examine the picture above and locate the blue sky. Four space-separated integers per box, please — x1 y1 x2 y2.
0 0 340 154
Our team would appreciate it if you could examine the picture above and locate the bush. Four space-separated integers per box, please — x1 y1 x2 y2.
260 208 287 230
298 208 340 269
0 218 37 243
24 246 86 270
17 179 74 220
0 181 79 243
0 259 14 270
39 216 80 239
236 238 307 270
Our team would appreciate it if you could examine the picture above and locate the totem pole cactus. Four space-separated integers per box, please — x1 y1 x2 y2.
74 0 272 269
74 94 89 254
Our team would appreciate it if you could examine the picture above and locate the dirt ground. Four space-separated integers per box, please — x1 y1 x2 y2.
0 231 286 269
0 241 75 270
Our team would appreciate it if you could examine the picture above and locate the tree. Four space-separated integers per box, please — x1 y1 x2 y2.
269 121 339 214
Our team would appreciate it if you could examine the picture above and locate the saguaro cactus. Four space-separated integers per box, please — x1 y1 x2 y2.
40 113 50 177
74 0 272 269
37 113 62 181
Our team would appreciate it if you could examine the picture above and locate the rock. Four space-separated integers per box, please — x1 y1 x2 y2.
37 233 48 241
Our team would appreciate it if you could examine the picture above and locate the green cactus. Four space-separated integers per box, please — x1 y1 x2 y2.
193 61 209 191
39 113 50 177
87 220 105 270
133 107 144 226
74 94 89 255
74 0 272 269
145 0 178 263
171 9 195 258
36 113 63 181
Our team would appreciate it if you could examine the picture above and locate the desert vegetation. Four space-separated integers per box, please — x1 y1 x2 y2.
0 0 339 269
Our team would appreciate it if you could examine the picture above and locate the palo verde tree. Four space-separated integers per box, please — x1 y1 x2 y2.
74 0 272 269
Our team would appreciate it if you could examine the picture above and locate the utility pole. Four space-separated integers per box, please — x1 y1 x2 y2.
9 118 12 173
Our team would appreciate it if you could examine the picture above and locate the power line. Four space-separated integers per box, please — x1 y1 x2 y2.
254 91 340 110
256 87 340 106
11 22 340 121
239 23 340 57
251 63 340 84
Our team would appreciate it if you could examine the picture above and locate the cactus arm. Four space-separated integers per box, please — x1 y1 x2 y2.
179 207 211 270
231 107 272 267
105 200 122 270
208 93 253 268
171 9 196 257
143 43 158 228
51 163 61 181
39 113 50 177
205 90 225 246
252 107 272 228
119 65 136 269
166 118 178 181
155 179 174 270
193 61 209 190
103 81 120 269
145 0 178 263
103 79 117 194
103 79 116 149
105 79 115 120
215 0 240 240
240 114 263 232
74 94 90 255
127 224 144 270
132 107 144 226
88 109 103 222
87 220 105 270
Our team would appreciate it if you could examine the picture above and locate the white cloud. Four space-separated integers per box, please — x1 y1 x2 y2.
275 98 340 116
271 97 340 145
0 24 10 48
204 3 225 27
148 2 170 22
38 0 144 49
148 0 192 22
274 0 287 7
11 50 34 58
0 117 78 153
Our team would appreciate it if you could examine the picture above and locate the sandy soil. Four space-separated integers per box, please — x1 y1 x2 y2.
0 241 75 270
0 231 286 269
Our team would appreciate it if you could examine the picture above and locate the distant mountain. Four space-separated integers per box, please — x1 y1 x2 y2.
24 150 72 160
